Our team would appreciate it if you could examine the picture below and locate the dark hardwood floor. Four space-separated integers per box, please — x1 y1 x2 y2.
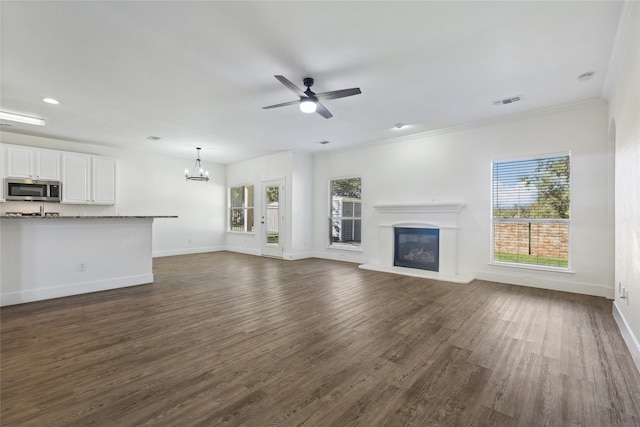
2 252 639 426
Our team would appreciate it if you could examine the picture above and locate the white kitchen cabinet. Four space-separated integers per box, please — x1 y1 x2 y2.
36 150 60 180
6 146 31 178
61 153 116 205
92 157 116 205
61 153 91 203
6 146 59 180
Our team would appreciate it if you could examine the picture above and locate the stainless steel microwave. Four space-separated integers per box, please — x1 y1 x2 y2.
5 178 61 202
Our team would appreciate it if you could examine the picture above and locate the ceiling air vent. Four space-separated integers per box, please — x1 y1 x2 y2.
493 96 521 106
578 71 595 82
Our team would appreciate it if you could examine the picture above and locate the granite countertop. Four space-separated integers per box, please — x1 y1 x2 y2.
0 215 178 219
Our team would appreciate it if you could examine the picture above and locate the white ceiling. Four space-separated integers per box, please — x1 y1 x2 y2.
0 1 623 165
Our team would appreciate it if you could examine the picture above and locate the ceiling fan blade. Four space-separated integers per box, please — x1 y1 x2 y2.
274 75 306 97
316 102 333 119
262 99 300 109
315 87 361 101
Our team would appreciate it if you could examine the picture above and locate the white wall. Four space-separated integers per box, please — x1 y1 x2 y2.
312 101 614 298
225 150 313 260
0 132 227 257
115 149 226 256
226 151 292 256
291 150 313 258
607 1 640 370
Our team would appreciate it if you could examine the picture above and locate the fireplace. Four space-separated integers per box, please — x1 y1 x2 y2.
360 202 471 283
394 227 439 272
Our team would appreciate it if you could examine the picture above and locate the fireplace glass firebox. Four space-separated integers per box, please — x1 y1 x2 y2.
394 227 439 272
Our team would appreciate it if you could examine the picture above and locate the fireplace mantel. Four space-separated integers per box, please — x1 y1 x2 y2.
373 202 464 229
373 202 464 214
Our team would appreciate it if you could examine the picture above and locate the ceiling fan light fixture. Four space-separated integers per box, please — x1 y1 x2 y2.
263 75 360 119
300 99 317 113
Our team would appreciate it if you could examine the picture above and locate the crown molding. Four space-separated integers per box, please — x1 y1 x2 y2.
313 99 607 159
602 1 640 99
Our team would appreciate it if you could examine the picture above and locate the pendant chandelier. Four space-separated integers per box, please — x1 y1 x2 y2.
184 147 209 182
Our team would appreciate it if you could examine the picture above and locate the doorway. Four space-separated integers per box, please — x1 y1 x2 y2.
261 179 285 257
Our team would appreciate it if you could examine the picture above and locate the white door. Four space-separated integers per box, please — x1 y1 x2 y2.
261 179 284 258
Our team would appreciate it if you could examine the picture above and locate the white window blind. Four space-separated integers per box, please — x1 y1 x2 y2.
492 154 570 268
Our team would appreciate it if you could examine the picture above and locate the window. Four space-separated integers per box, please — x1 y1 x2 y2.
329 177 362 248
492 154 570 268
229 185 254 232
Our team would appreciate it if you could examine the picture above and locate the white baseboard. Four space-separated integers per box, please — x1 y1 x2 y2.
613 301 640 373
310 250 368 264
153 246 224 258
475 271 614 299
359 263 475 284
0 274 154 307
155 248 313 261
283 251 314 260
226 249 313 260
223 246 262 257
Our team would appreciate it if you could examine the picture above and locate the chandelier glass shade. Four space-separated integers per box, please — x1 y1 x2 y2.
185 147 209 182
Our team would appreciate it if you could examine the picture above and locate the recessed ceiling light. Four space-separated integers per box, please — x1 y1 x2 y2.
577 71 595 82
393 123 407 130
146 136 161 141
0 111 45 126
318 140 330 145
42 98 60 105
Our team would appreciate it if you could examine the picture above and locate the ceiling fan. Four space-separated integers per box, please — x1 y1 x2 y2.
262 75 361 119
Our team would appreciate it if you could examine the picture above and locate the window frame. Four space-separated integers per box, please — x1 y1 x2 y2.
490 153 572 271
328 176 363 250
228 184 254 233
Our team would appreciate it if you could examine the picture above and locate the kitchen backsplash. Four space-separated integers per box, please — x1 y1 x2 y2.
0 201 117 216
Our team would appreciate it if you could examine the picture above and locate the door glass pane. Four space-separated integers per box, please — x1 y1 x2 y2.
266 186 279 246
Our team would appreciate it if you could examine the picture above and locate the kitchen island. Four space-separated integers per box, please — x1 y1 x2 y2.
0 215 177 306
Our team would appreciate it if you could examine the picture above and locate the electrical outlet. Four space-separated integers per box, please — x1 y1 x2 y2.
620 287 629 305
77 262 86 272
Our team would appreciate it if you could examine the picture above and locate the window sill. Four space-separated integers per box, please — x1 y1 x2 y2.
327 245 363 252
227 231 255 235
489 261 574 274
